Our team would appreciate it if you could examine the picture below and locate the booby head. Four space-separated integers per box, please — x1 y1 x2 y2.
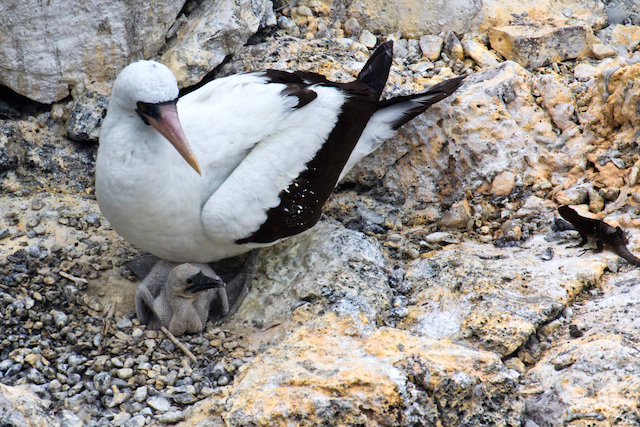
167 264 225 299
110 60 201 175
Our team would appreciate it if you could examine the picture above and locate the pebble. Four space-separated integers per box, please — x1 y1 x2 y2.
297 5 312 17
58 409 84 427
0 228 9 240
147 396 171 413
172 392 197 405
112 412 132 427
93 372 111 393
388 307 409 318
419 35 443 61
116 317 133 329
31 198 45 210
343 17 361 36
200 386 215 397
158 411 186 423
52 310 69 328
134 386 148 402
123 415 146 427
117 368 134 380
108 388 131 408
359 29 377 48
0 359 15 371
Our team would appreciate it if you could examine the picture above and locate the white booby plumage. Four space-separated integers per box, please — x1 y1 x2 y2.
97 41 465 263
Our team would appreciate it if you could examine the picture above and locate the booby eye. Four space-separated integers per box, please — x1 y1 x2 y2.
186 278 194 285
135 101 152 125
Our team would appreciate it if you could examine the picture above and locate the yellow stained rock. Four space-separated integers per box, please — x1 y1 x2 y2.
489 24 598 69
610 25 640 47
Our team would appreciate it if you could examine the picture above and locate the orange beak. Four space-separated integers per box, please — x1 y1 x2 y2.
144 102 201 175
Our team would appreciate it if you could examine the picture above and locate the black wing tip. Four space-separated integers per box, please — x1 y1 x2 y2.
428 74 467 96
357 40 394 98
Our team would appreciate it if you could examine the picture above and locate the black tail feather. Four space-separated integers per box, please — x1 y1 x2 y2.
357 40 394 98
380 74 466 130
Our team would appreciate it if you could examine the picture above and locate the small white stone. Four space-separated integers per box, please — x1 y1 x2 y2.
117 368 134 379
420 35 444 61
134 386 148 402
343 17 360 36
147 396 171 413
297 5 313 16
359 29 377 48
112 412 131 427
573 63 599 80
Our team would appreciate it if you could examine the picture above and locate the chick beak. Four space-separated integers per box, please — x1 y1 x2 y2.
142 101 202 175
186 272 225 294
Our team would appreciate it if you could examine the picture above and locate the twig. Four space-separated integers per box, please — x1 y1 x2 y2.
98 302 116 353
59 271 89 284
160 326 198 364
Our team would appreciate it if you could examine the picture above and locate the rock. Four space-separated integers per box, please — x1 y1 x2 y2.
523 269 640 424
67 90 109 143
399 237 607 356
123 415 146 427
461 38 500 68
202 313 524 425
501 219 522 241
0 384 60 426
51 310 69 328
133 386 148 403
58 409 83 427
112 412 131 427
555 186 589 205
356 60 561 208
489 24 598 69
158 411 185 423
438 199 472 229
610 24 640 48
0 120 97 194
340 0 483 39
343 17 361 36
235 220 391 333
419 35 444 61
160 0 266 88
591 43 616 59
116 317 133 329
358 29 377 48
491 170 516 196
476 0 607 34
93 374 111 396
573 63 599 80
117 368 134 380
443 31 465 61
533 73 577 131
0 0 184 103
147 396 171 413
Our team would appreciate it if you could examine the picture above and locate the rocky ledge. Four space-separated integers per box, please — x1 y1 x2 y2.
2 0 640 426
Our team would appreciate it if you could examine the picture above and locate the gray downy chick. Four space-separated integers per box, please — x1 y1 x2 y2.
135 261 228 335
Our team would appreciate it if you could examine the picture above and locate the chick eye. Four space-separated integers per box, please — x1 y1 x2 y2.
186 278 193 285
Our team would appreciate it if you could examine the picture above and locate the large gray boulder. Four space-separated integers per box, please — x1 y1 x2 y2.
0 0 185 103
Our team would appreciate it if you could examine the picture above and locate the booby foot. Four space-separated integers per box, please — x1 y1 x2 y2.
207 249 260 324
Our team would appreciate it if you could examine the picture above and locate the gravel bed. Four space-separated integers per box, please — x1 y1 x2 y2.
0 241 253 425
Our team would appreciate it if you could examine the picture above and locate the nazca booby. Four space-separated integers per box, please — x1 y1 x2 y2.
97 41 465 263
135 261 227 335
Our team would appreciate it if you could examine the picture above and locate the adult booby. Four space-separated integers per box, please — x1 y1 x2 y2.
97 41 465 264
